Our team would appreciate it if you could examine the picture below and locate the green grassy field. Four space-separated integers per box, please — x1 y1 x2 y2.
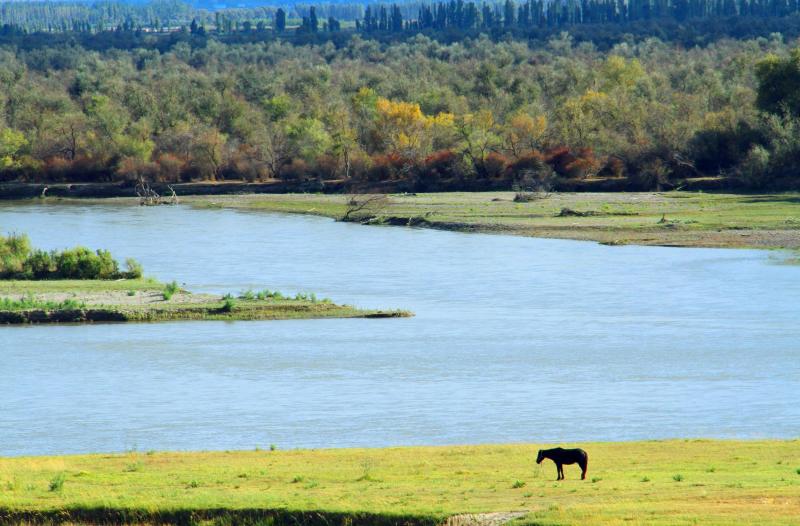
0 279 409 324
186 192 800 250
0 441 798 525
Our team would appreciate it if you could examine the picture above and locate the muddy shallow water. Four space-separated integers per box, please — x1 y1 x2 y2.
1 202 799 456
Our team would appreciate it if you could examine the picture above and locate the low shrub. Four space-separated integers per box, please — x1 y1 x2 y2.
294 292 318 302
162 281 179 301
239 289 256 300
220 298 236 312
124 258 144 279
254 290 284 300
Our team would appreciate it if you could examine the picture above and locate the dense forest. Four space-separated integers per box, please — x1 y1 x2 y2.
2 2 800 191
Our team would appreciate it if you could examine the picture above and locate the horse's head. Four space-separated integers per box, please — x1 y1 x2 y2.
536 449 544 464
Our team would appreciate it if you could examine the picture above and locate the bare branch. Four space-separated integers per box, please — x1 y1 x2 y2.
342 194 388 221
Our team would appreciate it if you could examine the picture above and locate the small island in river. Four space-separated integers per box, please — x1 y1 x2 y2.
0 234 409 324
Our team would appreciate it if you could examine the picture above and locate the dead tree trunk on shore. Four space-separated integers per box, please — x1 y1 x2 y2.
167 185 179 205
135 178 161 206
342 194 388 222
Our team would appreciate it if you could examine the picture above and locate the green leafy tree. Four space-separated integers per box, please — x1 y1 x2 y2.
288 117 331 160
755 50 800 116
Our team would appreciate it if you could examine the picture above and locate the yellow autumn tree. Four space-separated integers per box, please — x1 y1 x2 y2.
429 111 456 152
0 128 27 169
376 98 427 154
505 113 548 158
374 97 454 159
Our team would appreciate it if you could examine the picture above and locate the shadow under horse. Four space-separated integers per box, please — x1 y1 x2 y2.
536 447 588 480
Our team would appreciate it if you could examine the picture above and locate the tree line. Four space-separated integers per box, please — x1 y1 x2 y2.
8 0 800 36
358 0 800 34
8 1 800 55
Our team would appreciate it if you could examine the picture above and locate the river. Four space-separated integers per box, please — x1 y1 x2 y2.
1 202 798 456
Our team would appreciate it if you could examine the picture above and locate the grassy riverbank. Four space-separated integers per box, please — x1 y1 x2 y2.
0 279 408 324
187 192 800 250
0 440 798 525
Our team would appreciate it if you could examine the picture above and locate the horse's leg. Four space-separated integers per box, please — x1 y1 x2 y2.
580 461 587 480
557 463 563 480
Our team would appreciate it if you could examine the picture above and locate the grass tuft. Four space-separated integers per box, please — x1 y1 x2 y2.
162 280 179 301
48 473 65 492
124 461 143 472
355 459 378 482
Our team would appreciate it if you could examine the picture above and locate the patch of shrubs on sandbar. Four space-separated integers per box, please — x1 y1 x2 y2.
238 289 331 303
0 295 86 311
0 233 142 280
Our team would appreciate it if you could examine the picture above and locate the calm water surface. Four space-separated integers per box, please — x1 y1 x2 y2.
1 202 799 456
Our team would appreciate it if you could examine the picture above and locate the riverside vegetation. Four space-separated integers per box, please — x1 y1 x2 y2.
0 232 143 280
0 440 798 525
189 191 800 250
7 6 800 193
0 233 409 323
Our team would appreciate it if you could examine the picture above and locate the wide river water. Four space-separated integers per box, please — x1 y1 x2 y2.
1 202 799 456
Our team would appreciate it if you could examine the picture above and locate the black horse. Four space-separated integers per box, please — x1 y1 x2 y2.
536 447 588 480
